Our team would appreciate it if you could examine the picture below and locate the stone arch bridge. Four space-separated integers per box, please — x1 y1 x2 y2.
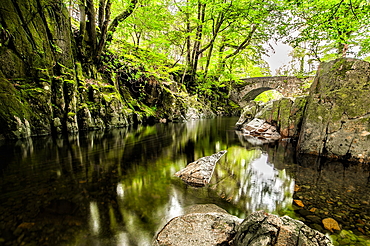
230 76 313 107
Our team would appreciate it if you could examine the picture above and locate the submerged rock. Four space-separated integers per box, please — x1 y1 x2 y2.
174 150 227 187
233 210 333 246
153 204 242 246
322 218 341 233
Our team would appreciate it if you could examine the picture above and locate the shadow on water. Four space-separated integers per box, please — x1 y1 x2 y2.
0 117 369 245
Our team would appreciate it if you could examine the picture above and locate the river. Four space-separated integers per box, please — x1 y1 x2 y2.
0 117 369 245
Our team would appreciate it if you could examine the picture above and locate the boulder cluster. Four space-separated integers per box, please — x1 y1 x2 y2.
153 205 332 246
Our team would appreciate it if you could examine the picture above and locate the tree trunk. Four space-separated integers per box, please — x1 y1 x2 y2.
95 0 111 63
190 2 206 80
78 1 86 59
204 42 214 77
105 0 138 45
86 0 97 56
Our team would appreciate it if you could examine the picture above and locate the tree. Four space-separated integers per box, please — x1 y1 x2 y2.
67 0 138 71
286 0 370 59
170 0 287 81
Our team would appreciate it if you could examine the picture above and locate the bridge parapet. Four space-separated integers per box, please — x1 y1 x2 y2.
230 76 313 106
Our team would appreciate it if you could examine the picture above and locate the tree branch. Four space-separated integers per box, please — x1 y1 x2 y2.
224 24 259 60
106 0 138 44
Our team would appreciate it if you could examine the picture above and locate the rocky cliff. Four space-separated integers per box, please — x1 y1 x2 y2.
298 58 370 162
0 0 213 139
0 0 76 138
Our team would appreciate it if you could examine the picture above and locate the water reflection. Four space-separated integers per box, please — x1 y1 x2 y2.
0 117 369 246
209 147 294 216
89 202 101 235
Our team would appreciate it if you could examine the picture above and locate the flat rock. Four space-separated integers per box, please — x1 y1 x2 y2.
174 150 227 186
153 204 242 246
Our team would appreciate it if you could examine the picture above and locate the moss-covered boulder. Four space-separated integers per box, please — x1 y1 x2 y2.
156 81 214 121
298 58 370 162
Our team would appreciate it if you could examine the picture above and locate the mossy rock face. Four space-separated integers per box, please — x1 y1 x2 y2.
298 58 370 162
0 77 31 139
236 97 307 139
156 85 214 121
0 0 77 137
0 74 53 138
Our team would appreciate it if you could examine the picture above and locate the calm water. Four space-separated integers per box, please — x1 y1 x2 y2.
0 117 369 245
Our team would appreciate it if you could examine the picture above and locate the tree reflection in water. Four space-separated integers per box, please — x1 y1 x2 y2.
1 117 368 246
99 120 295 245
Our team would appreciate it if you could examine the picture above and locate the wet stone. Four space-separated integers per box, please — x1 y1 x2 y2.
153 204 242 246
322 218 341 233
233 211 332 246
175 150 227 187
239 118 281 140
306 215 322 224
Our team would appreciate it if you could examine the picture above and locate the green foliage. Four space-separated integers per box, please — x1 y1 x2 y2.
330 230 370 246
107 41 176 81
67 112 76 117
107 0 287 82
286 0 370 60
254 90 283 103
65 0 369 112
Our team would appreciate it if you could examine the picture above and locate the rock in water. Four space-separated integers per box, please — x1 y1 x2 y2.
153 204 242 246
233 210 333 246
174 150 227 186
241 118 281 140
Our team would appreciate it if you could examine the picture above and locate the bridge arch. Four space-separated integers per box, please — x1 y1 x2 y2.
230 76 313 106
241 87 274 101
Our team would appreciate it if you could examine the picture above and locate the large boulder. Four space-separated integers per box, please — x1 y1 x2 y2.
153 204 242 246
297 58 370 162
233 210 333 246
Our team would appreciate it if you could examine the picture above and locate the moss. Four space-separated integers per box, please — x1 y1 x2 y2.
64 79 75 84
0 76 33 138
75 62 85 84
278 98 293 128
102 92 120 103
228 100 240 109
